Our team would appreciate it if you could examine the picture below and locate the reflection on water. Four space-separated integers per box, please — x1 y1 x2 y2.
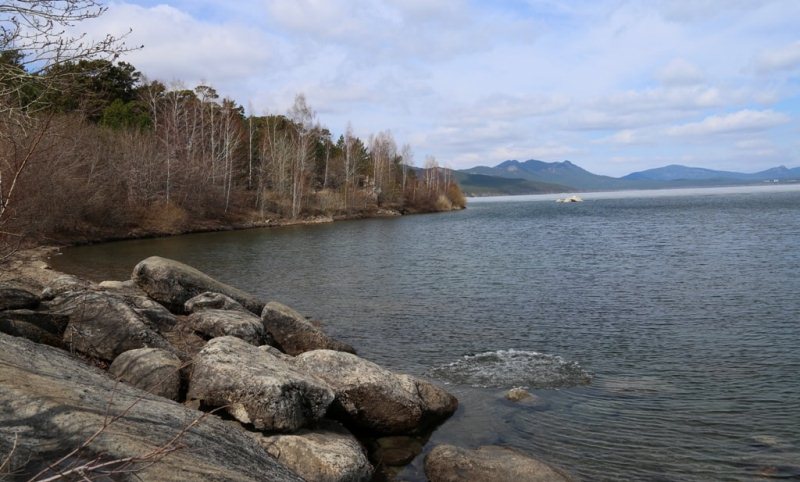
53 186 800 481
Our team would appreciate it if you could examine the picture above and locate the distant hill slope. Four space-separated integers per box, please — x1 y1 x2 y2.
452 171 573 196
624 164 800 182
456 160 800 196
463 159 633 190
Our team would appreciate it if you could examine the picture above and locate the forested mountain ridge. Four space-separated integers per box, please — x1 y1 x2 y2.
460 159 800 194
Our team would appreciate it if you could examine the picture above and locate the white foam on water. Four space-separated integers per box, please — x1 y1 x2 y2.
429 349 592 389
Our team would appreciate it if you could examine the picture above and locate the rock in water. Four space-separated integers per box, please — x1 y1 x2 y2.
505 387 534 402
109 348 183 401
261 301 355 355
187 336 335 432
371 436 424 466
295 350 458 435
424 445 572 482
187 309 267 345
253 420 373 482
0 333 304 481
0 285 40 310
132 256 264 315
48 290 177 362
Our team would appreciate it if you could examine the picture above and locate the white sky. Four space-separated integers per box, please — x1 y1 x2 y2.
84 0 800 176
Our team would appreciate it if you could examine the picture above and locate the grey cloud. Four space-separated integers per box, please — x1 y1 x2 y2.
755 41 800 73
667 109 790 137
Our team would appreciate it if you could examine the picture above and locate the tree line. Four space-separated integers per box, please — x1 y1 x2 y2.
1 2 465 257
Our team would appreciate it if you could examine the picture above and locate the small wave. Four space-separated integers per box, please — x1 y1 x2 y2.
429 349 592 389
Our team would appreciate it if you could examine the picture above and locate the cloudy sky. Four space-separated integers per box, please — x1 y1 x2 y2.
85 0 799 175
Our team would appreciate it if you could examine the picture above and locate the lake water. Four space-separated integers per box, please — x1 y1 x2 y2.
53 185 800 481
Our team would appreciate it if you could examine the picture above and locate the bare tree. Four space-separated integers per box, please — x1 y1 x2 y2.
400 143 412 193
287 94 316 219
1 1 131 257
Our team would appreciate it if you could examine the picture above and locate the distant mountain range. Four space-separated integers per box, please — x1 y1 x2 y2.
457 160 800 196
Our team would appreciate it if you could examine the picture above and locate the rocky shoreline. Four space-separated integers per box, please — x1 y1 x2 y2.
0 249 571 481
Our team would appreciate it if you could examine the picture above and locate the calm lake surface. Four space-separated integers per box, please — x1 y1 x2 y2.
53 185 800 481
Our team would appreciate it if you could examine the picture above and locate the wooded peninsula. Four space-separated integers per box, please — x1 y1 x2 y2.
1 32 465 259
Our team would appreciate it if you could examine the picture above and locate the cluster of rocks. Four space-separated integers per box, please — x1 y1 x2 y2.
0 253 571 481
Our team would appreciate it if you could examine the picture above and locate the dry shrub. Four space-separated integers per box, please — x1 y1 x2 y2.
314 189 344 213
446 183 467 209
435 194 453 211
138 201 188 235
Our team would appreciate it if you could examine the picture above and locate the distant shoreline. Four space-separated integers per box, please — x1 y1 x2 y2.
21 205 463 252
467 182 800 203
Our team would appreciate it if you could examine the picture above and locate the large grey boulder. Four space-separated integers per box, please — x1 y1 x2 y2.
187 336 335 432
294 350 458 434
98 280 178 332
0 285 39 310
48 290 176 362
109 348 183 401
185 292 250 313
261 301 355 356
0 333 304 481
424 445 572 482
132 256 264 315
253 420 373 482
187 309 266 346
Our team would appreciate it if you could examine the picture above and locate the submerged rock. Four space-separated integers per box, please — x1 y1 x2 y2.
253 420 373 482
132 256 264 315
295 350 457 435
0 333 304 481
371 435 424 467
109 348 183 401
261 301 355 356
424 445 571 482
187 336 335 432
187 309 267 345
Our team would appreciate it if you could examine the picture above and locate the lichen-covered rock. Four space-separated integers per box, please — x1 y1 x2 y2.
48 290 177 361
0 285 40 310
424 445 572 482
294 350 458 434
132 256 264 315
254 420 373 482
185 292 249 313
98 281 178 332
109 348 183 401
187 309 266 345
261 302 355 356
40 274 92 299
187 336 334 431
0 333 304 481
